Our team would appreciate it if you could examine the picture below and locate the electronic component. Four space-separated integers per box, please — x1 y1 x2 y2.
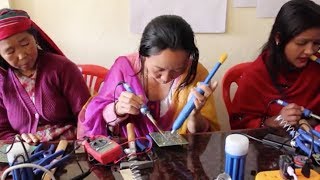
83 135 122 165
279 155 295 180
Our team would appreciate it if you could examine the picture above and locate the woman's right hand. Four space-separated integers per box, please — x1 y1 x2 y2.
115 91 144 116
278 103 303 126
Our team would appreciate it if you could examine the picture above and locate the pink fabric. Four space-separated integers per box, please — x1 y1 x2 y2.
77 54 178 138
36 124 75 142
78 55 156 138
15 70 37 102
0 51 90 140
78 53 220 139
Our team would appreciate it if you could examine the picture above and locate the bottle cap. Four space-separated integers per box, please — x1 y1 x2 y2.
225 134 249 156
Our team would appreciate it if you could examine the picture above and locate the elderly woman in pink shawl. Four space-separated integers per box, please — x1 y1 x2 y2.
0 9 90 143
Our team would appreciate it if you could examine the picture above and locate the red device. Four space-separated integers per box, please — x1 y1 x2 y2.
84 135 122 165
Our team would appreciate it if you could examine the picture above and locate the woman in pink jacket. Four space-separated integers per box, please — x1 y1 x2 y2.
0 9 90 143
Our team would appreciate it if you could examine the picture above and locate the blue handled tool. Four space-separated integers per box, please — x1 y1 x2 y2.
171 53 227 134
310 54 320 64
291 128 320 156
276 99 320 121
122 82 166 138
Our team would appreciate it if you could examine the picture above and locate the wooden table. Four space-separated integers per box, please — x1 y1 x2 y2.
0 128 293 180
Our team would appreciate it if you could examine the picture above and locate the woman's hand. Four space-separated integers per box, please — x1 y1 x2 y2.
115 91 144 116
278 103 303 125
187 81 218 133
265 103 303 127
191 81 218 113
20 133 40 144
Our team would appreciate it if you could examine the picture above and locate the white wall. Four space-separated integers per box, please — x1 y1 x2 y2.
10 0 275 130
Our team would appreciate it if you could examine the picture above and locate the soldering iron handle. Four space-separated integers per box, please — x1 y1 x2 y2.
171 87 204 132
122 82 149 115
123 83 134 93
276 99 311 117
170 52 228 133
203 63 221 84
171 59 225 132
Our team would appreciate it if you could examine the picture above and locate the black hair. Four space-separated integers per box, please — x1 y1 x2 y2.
262 0 320 97
138 15 199 91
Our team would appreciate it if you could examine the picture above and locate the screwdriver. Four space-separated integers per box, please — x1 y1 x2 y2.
276 99 320 121
122 82 167 138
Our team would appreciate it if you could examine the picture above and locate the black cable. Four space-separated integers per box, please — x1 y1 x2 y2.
70 167 92 180
1 154 26 180
106 81 126 126
11 154 26 165
240 132 297 156
238 133 288 153
261 99 278 126
15 135 31 163
72 140 84 174
0 137 17 154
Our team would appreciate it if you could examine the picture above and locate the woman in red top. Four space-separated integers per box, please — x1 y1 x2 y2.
230 0 320 129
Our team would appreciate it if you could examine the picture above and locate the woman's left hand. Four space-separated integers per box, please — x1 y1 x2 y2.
191 81 218 112
187 81 218 133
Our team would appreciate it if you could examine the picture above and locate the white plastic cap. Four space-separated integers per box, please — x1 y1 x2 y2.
225 134 249 156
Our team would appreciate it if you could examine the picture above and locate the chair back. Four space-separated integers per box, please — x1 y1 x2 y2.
78 64 108 95
222 62 252 116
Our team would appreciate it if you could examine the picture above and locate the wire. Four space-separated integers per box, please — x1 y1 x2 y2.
0 137 16 154
75 158 84 173
11 154 26 165
240 133 263 143
239 133 293 154
114 136 153 164
106 81 126 126
15 135 31 162
261 99 278 125
1 163 56 180
296 122 314 159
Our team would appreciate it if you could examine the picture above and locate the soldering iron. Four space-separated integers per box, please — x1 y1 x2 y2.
171 53 228 134
122 82 166 138
276 99 320 121
310 54 320 64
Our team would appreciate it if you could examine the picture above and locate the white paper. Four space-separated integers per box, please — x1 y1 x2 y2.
256 0 320 18
233 0 256 7
130 0 227 33
256 0 288 18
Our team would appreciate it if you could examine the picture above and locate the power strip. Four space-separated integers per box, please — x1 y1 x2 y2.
256 169 319 180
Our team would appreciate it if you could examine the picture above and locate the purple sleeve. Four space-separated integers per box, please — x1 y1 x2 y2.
59 60 90 117
77 56 145 138
0 90 16 140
